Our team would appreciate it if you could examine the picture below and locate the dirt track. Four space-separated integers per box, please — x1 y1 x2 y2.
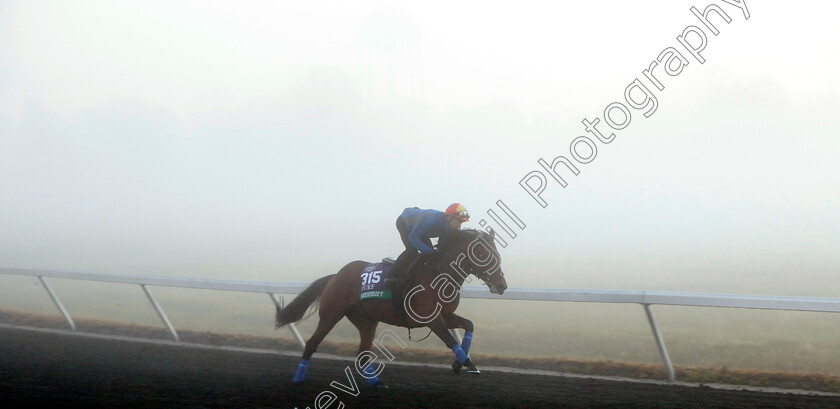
2 326 839 409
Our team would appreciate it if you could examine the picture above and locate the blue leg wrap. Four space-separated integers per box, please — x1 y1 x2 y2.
292 358 309 382
461 331 473 355
452 344 469 364
363 364 380 386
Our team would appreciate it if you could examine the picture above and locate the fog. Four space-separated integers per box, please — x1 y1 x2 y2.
2 0 838 303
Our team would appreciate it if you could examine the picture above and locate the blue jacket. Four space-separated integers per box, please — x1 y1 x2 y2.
398 207 452 254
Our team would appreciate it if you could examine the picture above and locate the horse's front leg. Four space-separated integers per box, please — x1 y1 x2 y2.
443 313 477 374
427 316 480 375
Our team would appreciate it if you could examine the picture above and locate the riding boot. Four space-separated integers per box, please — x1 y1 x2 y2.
389 249 417 283
390 252 422 321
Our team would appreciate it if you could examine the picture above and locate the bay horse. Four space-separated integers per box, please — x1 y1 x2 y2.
275 228 507 385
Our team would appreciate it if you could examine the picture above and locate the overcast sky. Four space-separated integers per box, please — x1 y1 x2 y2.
1 0 837 296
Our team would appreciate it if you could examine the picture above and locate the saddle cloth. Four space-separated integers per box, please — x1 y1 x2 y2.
358 261 394 300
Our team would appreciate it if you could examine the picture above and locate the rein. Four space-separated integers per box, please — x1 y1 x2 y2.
407 327 433 342
432 235 497 288
429 248 468 286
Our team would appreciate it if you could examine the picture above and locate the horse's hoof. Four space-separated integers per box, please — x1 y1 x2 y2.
366 378 389 388
466 362 480 374
451 359 462 374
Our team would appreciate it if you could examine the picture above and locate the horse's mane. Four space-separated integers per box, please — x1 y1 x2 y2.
437 228 492 252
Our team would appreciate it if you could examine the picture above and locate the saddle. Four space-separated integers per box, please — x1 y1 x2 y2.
354 257 416 324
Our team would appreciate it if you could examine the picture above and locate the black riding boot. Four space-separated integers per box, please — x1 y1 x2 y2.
389 249 418 282
389 251 422 322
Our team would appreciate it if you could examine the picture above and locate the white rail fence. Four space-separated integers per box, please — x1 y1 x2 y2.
3 267 840 382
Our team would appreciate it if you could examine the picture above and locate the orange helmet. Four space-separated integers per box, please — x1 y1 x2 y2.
445 203 470 221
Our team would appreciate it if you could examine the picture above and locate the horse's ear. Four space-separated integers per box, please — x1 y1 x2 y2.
490 229 496 238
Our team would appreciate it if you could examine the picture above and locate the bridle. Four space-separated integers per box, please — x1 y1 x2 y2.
472 268 505 294
432 231 505 293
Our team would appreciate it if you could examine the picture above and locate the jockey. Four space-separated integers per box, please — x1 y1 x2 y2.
390 203 470 281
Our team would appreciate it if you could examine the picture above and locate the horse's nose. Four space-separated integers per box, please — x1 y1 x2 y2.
498 279 508 295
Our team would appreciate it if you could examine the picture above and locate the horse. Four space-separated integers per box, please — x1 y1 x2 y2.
275 228 508 385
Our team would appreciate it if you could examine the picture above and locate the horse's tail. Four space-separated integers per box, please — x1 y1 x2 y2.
275 274 334 328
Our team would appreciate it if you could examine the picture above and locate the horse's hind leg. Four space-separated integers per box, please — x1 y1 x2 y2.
346 306 385 386
292 307 346 382
346 306 379 354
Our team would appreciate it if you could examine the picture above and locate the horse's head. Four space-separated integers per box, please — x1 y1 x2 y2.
438 229 508 295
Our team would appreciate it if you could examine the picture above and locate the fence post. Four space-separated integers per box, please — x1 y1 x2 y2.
141 284 179 342
643 303 675 382
269 293 306 349
449 328 462 343
38 276 76 331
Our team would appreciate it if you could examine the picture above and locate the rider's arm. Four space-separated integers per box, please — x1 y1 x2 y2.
408 218 435 254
